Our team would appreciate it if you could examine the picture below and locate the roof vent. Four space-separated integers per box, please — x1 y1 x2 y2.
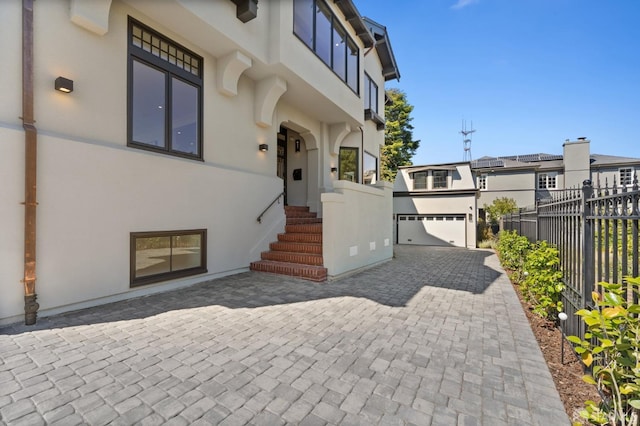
577 137 587 141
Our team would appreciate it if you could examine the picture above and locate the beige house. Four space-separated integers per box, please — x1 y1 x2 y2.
393 162 478 248
1 0 400 325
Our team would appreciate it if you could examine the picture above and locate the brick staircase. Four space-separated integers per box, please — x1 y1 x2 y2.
250 206 327 282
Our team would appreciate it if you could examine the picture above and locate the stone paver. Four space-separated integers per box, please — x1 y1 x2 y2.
0 246 569 425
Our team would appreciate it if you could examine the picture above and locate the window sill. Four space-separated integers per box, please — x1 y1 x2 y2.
364 109 385 131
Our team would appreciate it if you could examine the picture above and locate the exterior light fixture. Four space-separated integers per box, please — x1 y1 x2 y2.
330 167 338 173
54 76 73 93
259 143 268 152
295 139 301 152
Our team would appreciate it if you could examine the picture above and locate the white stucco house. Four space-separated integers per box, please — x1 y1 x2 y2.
1 0 400 325
393 162 478 248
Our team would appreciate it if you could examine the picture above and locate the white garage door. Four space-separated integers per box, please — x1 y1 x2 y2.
397 215 467 247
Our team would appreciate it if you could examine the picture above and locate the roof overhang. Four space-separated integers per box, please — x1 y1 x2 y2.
363 17 400 81
333 0 375 49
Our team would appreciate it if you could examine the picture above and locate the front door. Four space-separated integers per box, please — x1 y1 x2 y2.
277 127 287 205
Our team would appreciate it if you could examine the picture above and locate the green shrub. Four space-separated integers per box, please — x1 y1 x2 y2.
496 230 531 280
521 241 564 320
569 277 640 426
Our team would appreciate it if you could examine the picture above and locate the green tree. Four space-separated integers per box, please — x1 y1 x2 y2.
381 89 420 181
484 197 518 225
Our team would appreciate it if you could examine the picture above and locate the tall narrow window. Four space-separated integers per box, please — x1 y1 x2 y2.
128 18 203 160
364 73 378 113
363 151 378 184
339 147 359 182
131 230 207 286
478 173 487 190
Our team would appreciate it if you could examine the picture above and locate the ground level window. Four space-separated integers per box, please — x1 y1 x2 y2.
363 151 378 184
339 147 359 182
131 229 207 286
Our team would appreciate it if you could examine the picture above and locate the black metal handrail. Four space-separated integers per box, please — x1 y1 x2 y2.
257 191 285 223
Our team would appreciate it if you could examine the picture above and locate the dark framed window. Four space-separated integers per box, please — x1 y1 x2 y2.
131 229 207 286
128 18 203 160
413 172 427 190
339 147 359 182
364 73 378 113
433 170 448 189
293 0 359 93
363 151 377 184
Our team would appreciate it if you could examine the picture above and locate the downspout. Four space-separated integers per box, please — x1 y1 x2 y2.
22 0 39 325
359 126 364 183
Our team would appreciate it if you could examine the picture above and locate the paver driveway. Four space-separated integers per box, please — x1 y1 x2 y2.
0 246 569 425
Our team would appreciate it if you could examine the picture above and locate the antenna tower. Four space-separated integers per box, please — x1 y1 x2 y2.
460 120 475 161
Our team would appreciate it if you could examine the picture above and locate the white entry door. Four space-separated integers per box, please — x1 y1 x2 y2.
397 215 466 247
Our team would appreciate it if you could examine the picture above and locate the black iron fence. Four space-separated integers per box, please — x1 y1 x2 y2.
503 178 640 339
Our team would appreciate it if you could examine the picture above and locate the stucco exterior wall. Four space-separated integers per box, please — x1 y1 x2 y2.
477 170 537 208
1 0 397 324
322 181 393 277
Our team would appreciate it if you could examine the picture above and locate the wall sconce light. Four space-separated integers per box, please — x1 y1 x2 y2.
54 76 73 93
330 167 338 173
295 139 301 152
258 143 268 152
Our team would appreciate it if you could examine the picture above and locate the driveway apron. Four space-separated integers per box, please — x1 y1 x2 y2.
0 246 570 425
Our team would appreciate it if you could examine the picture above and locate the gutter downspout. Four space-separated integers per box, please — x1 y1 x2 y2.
22 0 39 325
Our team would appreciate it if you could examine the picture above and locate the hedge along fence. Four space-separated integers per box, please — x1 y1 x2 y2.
496 230 564 321
497 230 640 425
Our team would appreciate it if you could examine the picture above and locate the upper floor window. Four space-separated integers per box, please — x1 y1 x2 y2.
538 172 557 189
339 147 359 182
364 73 378 114
293 0 359 93
413 172 427 190
478 173 487 190
128 18 203 160
433 170 448 189
620 168 633 186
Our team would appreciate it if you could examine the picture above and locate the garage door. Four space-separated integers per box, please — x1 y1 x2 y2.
397 215 466 247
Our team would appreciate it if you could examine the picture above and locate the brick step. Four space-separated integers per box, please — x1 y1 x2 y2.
250 260 327 282
277 232 322 244
285 223 323 234
286 217 323 225
284 206 310 213
285 211 318 219
269 241 322 254
261 251 323 266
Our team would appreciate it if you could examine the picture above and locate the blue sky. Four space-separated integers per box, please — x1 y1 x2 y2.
355 0 640 165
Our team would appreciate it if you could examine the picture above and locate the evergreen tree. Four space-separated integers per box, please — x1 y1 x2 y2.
381 89 420 181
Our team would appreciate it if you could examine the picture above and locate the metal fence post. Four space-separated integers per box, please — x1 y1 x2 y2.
582 180 595 306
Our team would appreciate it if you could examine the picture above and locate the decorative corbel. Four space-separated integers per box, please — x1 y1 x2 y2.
255 76 287 128
70 0 112 35
216 50 252 97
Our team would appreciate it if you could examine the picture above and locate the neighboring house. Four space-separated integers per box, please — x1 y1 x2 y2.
473 138 640 217
1 0 400 325
393 162 478 248
394 138 640 248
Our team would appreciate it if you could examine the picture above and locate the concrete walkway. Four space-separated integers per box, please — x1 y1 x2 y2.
0 246 569 425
